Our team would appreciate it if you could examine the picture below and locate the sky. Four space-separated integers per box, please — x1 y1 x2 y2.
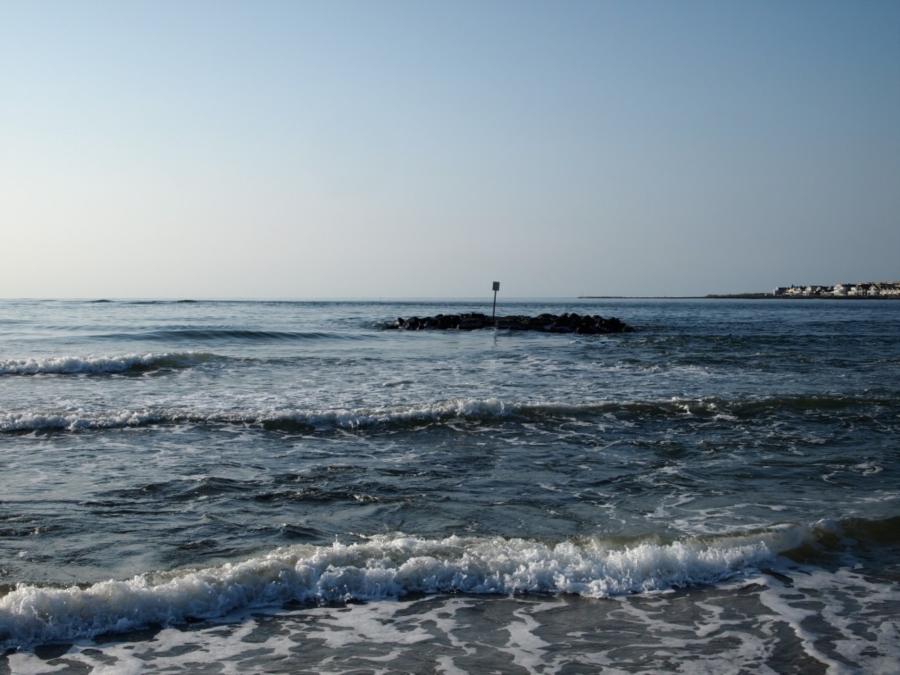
2 0 899 298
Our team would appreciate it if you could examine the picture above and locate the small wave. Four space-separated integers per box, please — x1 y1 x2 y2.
0 398 597 434
599 394 900 419
0 399 509 434
0 411 170 433
258 394 899 429
803 515 900 549
2 394 898 434
86 299 199 304
0 353 217 376
728 394 897 416
0 529 797 649
95 329 343 342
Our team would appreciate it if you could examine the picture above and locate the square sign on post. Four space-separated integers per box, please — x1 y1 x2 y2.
492 281 500 322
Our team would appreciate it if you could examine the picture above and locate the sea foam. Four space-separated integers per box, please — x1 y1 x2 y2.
0 352 214 376
2 393 895 433
0 530 800 649
0 398 517 433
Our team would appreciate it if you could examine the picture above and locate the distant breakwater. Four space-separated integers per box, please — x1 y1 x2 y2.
386 312 633 334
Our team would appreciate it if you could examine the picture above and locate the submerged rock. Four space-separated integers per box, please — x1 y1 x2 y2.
385 313 633 334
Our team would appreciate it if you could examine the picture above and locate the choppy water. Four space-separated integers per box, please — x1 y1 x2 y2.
1 298 898 673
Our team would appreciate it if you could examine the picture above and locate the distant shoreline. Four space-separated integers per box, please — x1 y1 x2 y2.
578 294 900 300
706 294 900 300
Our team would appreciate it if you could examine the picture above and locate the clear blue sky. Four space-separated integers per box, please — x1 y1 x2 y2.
2 0 898 298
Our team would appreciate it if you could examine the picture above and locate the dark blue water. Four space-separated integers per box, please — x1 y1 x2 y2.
1 299 898 672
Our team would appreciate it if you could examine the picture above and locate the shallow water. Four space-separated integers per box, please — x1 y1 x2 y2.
1 298 898 673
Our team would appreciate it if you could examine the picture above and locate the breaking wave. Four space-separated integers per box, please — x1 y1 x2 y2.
5 516 894 649
0 353 218 376
1 394 897 434
0 399 514 434
0 524 824 649
0 352 218 378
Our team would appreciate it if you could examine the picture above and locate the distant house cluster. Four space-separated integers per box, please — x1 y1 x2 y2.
773 282 900 297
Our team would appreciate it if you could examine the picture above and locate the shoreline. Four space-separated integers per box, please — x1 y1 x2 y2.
579 295 900 300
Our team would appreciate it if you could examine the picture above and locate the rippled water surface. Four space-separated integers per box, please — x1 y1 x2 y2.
1 298 899 673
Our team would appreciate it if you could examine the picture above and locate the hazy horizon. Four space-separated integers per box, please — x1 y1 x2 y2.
3 0 899 298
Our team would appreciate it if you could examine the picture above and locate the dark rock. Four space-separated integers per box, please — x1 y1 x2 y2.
384 313 633 334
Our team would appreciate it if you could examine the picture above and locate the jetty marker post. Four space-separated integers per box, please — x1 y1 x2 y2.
492 281 500 325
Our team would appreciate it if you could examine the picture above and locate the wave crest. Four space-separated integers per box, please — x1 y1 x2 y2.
0 352 216 376
2 394 898 434
0 530 790 649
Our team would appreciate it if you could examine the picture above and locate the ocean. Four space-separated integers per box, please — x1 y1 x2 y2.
0 298 898 674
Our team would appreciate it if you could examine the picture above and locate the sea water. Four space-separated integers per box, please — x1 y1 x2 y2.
0 298 898 673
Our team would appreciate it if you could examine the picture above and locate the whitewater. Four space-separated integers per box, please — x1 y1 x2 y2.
1 298 898 673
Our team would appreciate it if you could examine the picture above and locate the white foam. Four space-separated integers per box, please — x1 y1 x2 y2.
0 410 167 433
759 565 900 673
270 397 515 430
0 398 524 433
0 352 211 376
496 602 557 673
0 398 510 433
0 397 702 434
0 532 791 649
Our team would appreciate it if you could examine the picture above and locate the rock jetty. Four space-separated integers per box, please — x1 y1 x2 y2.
386 313 633 334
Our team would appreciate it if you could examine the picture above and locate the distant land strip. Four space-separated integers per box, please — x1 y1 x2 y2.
704 293 900 300
578 294 900 300
582 281 900 300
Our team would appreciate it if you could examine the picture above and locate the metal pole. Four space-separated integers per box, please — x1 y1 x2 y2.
491 281 500 324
